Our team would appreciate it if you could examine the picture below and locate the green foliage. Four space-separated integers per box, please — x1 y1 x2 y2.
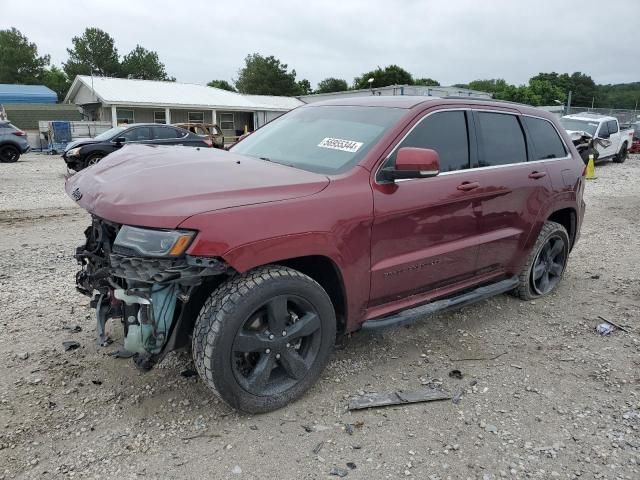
316 77 348 94
0 28 50 84
40 66 70 101
121 45 170 80
207 79 236 92
235 54 302 96
596 82 640 109
64 28 120 78
353 65 414 89
297 79 312 95
468 79 509 94
414 77 440 87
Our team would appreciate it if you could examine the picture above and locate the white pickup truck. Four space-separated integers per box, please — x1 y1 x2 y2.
560 112 633 163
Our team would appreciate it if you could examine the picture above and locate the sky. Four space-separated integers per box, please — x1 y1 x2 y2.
1 0 638 88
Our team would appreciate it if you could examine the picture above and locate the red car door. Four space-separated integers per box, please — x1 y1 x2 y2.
471 111 555 276
369 109 482 308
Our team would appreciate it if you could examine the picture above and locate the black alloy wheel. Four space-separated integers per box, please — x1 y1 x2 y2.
531 234 567 295
231 295 322 396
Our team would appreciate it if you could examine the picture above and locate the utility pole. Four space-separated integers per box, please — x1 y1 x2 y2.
566 90 572 115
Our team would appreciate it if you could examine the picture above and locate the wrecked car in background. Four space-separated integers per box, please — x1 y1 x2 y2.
560 113 633 164
66 97 585 413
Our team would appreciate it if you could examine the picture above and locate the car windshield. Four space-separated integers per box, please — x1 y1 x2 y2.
94 126 126 141
230 105 406 174
559 118 599 136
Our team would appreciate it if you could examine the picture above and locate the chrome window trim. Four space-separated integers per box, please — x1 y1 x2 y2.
376 108 572 184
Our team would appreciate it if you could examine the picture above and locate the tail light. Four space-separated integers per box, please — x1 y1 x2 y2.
203 137 213 147
12 130 25 136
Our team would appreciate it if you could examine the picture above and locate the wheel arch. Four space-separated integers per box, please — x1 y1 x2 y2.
273 255 348 333
547 207 577 249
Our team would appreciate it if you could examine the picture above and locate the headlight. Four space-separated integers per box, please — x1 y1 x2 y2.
67 147 82 157
113 226 195 257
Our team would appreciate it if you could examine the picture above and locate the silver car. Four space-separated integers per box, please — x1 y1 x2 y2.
0 121 30 162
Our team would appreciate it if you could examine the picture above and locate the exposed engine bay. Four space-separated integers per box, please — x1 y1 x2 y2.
74 216 229 369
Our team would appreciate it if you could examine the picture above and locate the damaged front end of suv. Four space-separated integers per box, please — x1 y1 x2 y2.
75 216 230 369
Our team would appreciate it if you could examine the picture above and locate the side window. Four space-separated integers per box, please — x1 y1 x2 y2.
523 117 567 160
121 127 152 141
154 126 184 139
386 111 470 172
477 112 527 166
598 122 609 138
607 120 618 134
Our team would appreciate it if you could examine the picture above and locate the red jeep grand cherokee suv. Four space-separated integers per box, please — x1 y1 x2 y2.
66 96 585 412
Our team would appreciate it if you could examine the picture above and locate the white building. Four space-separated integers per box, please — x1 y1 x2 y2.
64 76 303 137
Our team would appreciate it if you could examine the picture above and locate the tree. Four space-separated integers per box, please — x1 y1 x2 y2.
414 77 440 87
207 79 236 91
40 66 70 101
467 79 510 94
316 77 348 94
235 53 301 96
353 65 414 89
121 45 170 80
0 28 49 84
297 78 312 95
64 28 120 79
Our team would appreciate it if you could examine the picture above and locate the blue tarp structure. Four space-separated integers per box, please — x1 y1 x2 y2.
0 84 57 104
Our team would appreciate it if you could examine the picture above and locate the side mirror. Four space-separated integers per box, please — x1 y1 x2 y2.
597 132 610 139
114 136 126 144
381 147 440 181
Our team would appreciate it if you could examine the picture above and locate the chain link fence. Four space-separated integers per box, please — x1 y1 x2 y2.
566 107 639 126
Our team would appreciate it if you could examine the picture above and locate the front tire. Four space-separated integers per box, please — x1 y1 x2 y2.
85 153 105 168
192 265 336 413
514 221 570 300
0 145 20 163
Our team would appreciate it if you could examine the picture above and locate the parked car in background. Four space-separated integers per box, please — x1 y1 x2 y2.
62 123 211 171
0 120 30 163
66 97 585 413
173 123 224 148
560 113 633 163
630 122 640 154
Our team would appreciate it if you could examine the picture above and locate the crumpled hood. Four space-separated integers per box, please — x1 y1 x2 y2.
65 144 330 228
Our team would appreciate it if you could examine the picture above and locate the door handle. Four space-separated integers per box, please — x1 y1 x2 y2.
528 171 547 179
457 181 480 191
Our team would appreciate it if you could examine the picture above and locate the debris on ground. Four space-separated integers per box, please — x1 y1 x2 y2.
448 369 463 379
62 340 80 351
348 387 450 410
312 441 324 454
597 315 631 333
329 466 349 477
180 368 198 378
62 324 82 333
596 322 615 336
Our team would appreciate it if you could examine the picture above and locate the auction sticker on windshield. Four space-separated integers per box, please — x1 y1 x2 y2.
318 137 363 153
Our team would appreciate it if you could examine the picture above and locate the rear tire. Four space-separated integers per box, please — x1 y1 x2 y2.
0 145 20 163
613 143 628 163
513 221 570 300
192 265 336 413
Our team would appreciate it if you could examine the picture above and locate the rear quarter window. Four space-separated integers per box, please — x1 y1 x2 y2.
476 112 527 167
523 116 567 160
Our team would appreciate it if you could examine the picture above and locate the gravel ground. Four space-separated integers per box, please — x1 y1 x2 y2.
1 153 639 480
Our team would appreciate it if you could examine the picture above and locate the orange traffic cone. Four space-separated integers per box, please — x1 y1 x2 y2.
585 154 597 180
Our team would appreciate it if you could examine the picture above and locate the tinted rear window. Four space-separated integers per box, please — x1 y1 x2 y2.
477 112 527 167
523 117 567 160
607 120 618 134
386 111 470 172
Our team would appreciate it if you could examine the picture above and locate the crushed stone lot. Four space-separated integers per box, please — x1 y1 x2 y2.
1 152 639 479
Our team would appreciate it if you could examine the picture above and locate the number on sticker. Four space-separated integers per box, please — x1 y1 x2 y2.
318 137 363 153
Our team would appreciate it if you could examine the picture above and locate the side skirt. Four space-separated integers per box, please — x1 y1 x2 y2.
360 277 519 331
